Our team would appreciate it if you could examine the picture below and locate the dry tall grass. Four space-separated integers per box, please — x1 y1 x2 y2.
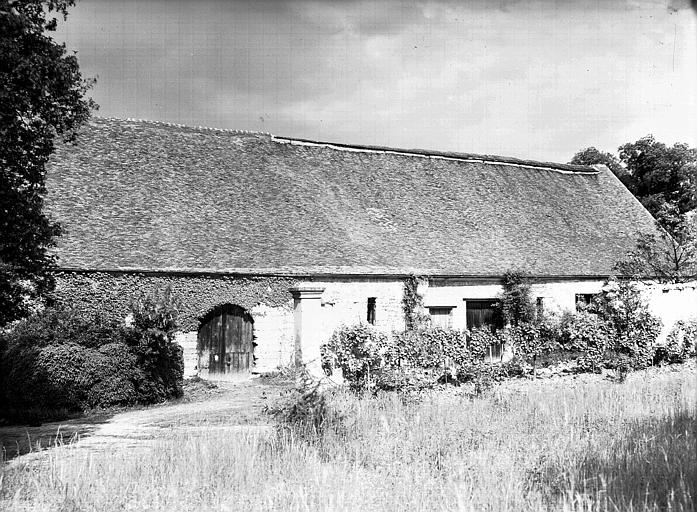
1 365 695 511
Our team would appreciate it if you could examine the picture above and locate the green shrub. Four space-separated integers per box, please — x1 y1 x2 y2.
499 270 536 325
389 327 472 369
128 287 184 401
322 324 386 391
1 337 142 413
265 374 344 442
467 326 498 361
559 311 611 372
0 287 184 423
591 278 662 367
655 319 697 364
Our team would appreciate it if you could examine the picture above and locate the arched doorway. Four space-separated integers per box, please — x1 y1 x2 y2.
198 304 254 378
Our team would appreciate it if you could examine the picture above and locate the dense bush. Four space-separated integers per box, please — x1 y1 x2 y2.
0 311 139 414
467 326 498 360
590 278 662 368
499 271 536 325
558 311 612 372
265 373 344 442
128 287 184 401
0 287 184 422
322 325 477 391
655 319 697 364
321 324 386 391
321 277 682 395
388 327 472 369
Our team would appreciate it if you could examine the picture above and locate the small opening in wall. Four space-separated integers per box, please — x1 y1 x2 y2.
575 293 598 311
367 297 376 325
536 297 544 322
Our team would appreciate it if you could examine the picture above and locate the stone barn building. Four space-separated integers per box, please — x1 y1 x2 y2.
44 118 679 378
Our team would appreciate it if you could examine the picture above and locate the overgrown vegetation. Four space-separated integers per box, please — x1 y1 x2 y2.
2 364 694 511
571 137 697 284
1 0 96 327
402 274 428 330
0 287 184 424
322 275 684 394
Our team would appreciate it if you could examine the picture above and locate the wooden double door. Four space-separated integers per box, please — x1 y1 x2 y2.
198 305 254 376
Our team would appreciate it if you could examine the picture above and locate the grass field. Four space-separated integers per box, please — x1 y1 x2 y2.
1 364 695 511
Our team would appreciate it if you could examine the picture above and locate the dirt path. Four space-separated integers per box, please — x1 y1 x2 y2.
1 378 289 465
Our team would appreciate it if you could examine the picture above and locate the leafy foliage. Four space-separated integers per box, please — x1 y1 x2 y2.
618 136 697 221
654 319 697 365
265 372 343 442
402 275 429 330
0 0 96 326
591 278 662 367
322 324 386 391
467 326 498 360
323 277 675 393
0 288 184 422
0 309 142 415
570 146 628 184
571 136 697 228
559 311 612 372
506 322 543 365
615 215 697 283
128 286 184 402
499 271 536 326
388 327 473 369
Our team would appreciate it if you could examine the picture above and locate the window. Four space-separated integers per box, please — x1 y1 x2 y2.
575 293 597 311
367 297 376 325
464 299 501 331
429 307 453 328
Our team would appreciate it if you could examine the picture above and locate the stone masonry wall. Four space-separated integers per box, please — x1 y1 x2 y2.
422 279 607 330
54 272 697 379
54 271 297 375
302 278 407 341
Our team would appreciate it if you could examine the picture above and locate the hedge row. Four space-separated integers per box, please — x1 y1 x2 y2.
0 289 184 422
321 310 695 392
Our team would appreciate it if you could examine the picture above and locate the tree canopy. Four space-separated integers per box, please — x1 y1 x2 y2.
571 137 697 283
0 0 95 326
618 136 697 222
571 136 697 226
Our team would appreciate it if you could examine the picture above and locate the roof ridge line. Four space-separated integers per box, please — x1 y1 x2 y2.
271 135 598 174
93 116 274 137
91 117 596 173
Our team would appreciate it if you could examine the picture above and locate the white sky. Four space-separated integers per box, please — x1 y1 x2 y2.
56 0 697 162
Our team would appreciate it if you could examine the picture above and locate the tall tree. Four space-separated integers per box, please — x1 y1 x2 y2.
570 137 697 231
614 214 697 284
618 136 697 221
0 0 95 326
570 146 630 186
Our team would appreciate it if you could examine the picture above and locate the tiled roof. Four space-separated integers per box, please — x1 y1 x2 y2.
44 117 658 277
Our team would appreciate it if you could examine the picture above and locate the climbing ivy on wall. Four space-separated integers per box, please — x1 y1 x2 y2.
402 274 428 330
53 271 298 331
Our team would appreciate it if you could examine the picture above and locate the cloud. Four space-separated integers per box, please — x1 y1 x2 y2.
55 0 696 162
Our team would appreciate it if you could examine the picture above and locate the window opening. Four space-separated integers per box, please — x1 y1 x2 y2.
367 297 376 325
575 293 597 311
428 307 453 328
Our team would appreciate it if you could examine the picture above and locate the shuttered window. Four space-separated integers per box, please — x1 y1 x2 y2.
429 307 453 328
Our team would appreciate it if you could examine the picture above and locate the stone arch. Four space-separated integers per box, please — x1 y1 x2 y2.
197 304 255 379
